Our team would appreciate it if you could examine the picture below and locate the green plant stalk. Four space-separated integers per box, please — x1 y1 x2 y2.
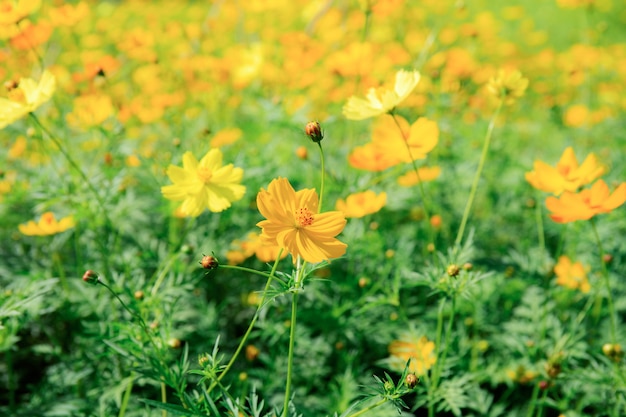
389 112 434 245
346 397 388 417
589 218 617 344
428 297 446 417
52 251 69 294
150 252 181 297
526 380 540 417
118 374 134 417
534 193 546 253
430 297 456 392
161 380 167 417
454 99 503 250
30 114 114 275
317 142 325 211
207 252 283 394
282 290 299 417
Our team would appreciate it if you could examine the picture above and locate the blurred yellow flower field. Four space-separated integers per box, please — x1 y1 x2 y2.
1 0 625 416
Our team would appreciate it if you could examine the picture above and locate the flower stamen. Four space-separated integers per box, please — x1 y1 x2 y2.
295 207 314 228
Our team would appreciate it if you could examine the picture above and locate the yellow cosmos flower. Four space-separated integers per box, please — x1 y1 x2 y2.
0 69 56 129
19 212 75 236
342 69 420 120
397 166 441 186
377 116 439 163
161 149 246 217
66 94 115 129
256 178 347 264
525 147 605 195
486 69 528 105
335 190 386 218
388 335 437 375
0 0 41 25
554 256 590 293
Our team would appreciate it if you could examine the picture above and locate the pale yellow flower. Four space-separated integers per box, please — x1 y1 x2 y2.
0 69 56 129
343 69 420 120
161 149 246 217
388 335 437 375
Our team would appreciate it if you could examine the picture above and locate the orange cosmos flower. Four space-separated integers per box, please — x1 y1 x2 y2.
554 256 590 293
348 142 399 172
0 0 41 25
525 147 605 195
335 190 386 218
19 212 75 236
545 179 626 223
371 115 439 164
388 335 437 375
397 166 442 186
256 178 347 264
10 20 52 50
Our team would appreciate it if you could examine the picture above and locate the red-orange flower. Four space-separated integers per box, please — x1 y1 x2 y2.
256 178 347 263
546 179 626 223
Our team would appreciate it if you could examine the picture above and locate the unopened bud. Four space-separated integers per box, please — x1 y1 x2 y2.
200 254 219 270
198 354 209 367
82 270 100 285
304 121 323 143
295 146 308 159
538 380 550 390
602 254 613 264
463 262 473 271
245 344 259 361
167 338 182 349
405 373 419 388
447 264 460 277
134 290 144 300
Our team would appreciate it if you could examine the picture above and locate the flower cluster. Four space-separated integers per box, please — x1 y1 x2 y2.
526 147 625 223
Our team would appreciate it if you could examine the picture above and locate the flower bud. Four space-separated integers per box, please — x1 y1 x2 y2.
246 344 260 361
167 338 182 349
602 254 613 264
405 373 419 388
295 146 308 160
538 380 550 390
200 254 219 270
134 290 144 300
447 264 460 277
304 121 323 143
82 270 100 285
198 354 209 367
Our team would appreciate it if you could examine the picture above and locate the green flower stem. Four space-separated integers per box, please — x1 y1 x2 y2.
346 397 389 417
526 381 541 417
30 113 114 275
454 99 503 251
589 218 617 344
389 112 434 246
160 381 167 417
52 251 69 295
282 290 299 417
430 297 456 392
534 193 546 253
118 374 134 417
317 142 326 211
150 253 181 297
207 252 283 394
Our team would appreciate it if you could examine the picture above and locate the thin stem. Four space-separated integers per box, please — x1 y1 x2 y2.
207 251 284 394
526 381 540 417
150 253 181 297
317 142 325 211
534 194 545 253
389 112 434 245
282 291 299 417
454 99 503 251
118 374 134 417
161 381 167 417
346 398 388 417
30 114 113 274
589 218 617 344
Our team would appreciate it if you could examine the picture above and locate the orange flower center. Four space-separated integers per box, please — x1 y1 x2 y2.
295 207 314 228
197 167 212 183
